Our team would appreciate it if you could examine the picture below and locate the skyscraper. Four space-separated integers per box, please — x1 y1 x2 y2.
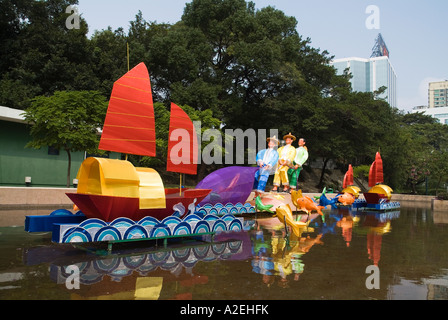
330 34 397 108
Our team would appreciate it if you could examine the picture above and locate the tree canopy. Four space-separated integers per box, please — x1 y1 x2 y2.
23 90 108 187
2 0 448 193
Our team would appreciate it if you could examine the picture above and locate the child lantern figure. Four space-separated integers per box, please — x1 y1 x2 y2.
253 136 280 197
288 138 309 191
272 133 297 193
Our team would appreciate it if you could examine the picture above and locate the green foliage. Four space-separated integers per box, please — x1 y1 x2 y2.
353 165 370 180
23 90 108 186
2 0 448 193
0 0 97 109
398 115 448 194
436 192 448 200
24 91 107 151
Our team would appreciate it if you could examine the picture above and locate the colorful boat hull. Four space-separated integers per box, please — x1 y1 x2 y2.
67 188 211 222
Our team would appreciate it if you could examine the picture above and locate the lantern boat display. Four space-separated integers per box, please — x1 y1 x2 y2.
66 63 211 222
353 152 400 211
25 63 250 249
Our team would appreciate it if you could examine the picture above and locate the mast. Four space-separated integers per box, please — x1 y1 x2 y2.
125 42 130 161
127 42 130 73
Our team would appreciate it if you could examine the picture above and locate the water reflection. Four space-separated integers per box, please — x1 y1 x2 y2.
341 210 399 266
1 205 448 300
23 233 251 300
251 219 323 289
249 209 401 289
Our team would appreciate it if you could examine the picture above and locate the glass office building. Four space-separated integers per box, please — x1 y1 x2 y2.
331 56 397 108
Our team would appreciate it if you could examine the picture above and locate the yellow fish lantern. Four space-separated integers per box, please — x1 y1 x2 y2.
290 189 303 208
275 204 307 237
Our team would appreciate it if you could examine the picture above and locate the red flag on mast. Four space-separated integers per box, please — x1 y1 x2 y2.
166 103 198 175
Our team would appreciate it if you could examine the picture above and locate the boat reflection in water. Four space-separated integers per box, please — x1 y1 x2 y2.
25 231 252 300
14 206 448 300
250 214 324 288
250 208 401 288
22 208 402 298
332 209 400 266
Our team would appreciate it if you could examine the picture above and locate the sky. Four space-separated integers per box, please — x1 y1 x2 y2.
77 0 448 112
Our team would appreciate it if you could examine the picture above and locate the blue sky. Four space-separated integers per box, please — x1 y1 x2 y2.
77 0 448 112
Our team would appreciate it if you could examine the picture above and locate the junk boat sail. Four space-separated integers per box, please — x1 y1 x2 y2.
341 164 361 198
364 152 394 204
67 63 211 222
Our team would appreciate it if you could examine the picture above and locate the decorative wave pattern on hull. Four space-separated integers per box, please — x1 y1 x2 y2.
195 202 256 216
54 214 245 244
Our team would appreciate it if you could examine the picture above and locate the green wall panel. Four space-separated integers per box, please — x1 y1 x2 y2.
0 120 119 187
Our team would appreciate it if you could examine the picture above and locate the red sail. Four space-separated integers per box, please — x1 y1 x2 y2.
369 152 384 187
166 103 198 175
99 62 156 157
343 164 354 189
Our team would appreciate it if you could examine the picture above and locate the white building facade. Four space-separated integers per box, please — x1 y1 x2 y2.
429 81 448 109
411 81 448 125
331 56 397 109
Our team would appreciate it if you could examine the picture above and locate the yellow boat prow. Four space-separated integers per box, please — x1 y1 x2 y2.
368 184 393 200
76 157 166 209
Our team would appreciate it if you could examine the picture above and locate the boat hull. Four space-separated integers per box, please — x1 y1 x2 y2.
66 189 211 222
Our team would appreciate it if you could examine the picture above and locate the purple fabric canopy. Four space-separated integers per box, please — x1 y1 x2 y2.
196 166 259 206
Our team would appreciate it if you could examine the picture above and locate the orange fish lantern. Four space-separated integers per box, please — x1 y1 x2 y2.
338 192 355 206
296 195 325 216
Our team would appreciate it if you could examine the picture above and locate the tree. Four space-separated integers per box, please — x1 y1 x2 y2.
139 0 337 133
89 27 129 97
397 113 448 194
0 0 97 109
7 0 441 193
135 0 408 189
23 91 108 187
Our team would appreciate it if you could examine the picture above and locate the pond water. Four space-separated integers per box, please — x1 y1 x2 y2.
0 203 447 300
